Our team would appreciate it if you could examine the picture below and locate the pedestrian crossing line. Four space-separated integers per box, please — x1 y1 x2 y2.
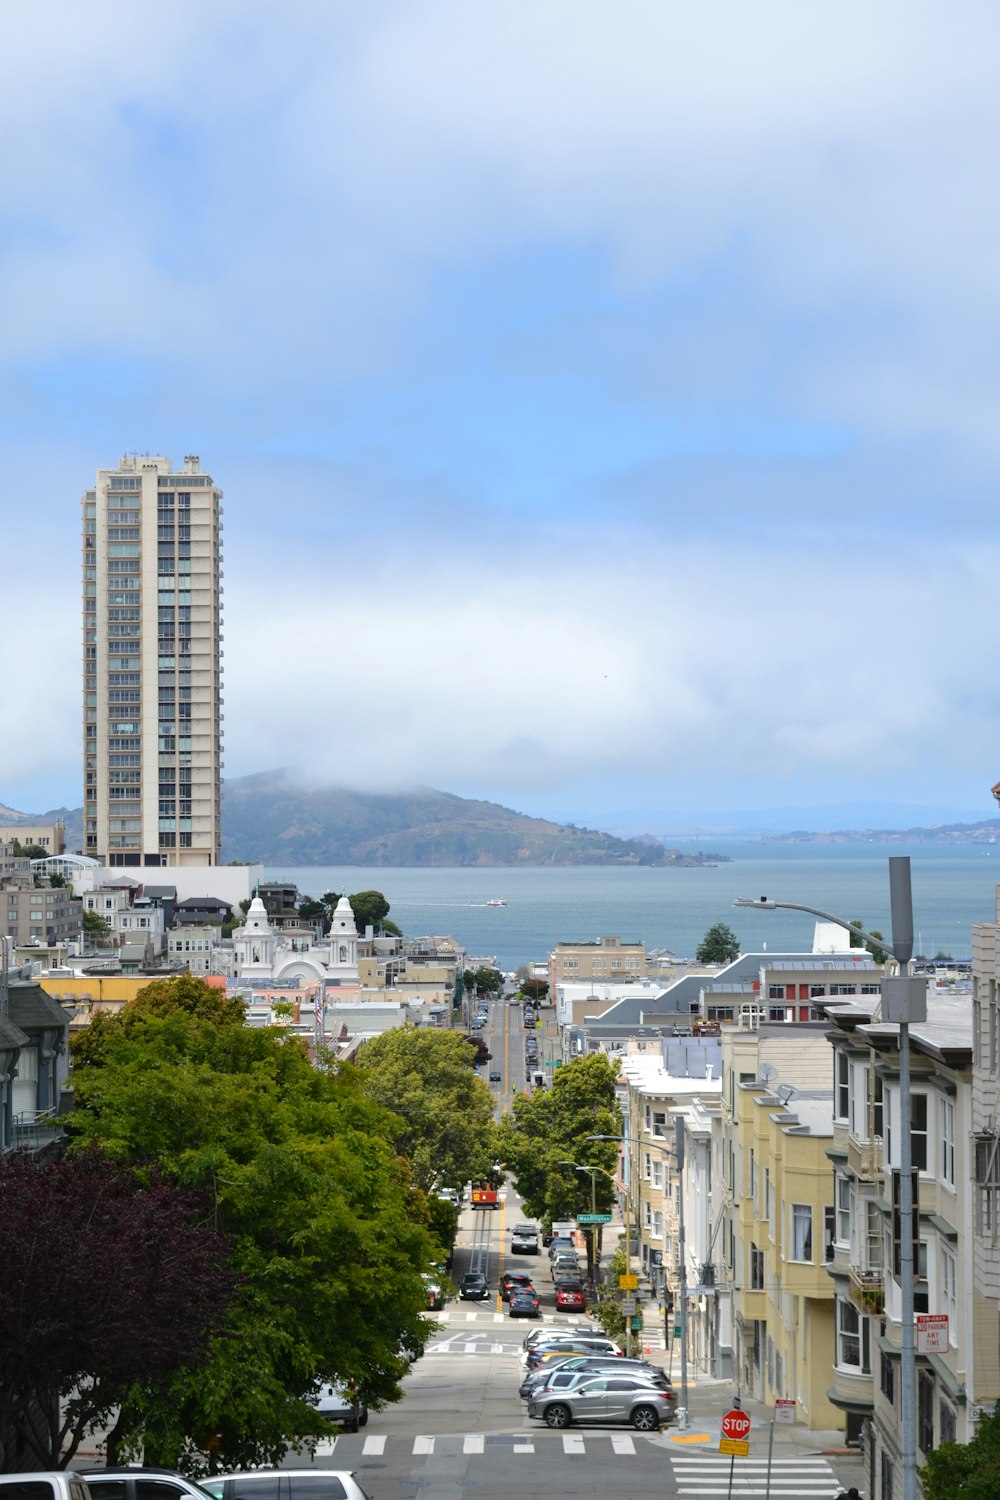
313 1439 336 1457
611 1435 635 1454
562 1434 586 1454
463 1435 484 1453
669 1451 847 1498
494 1312 505 1322
413 1435 434 1454
512 1436 534 1453
361 1435 385 1456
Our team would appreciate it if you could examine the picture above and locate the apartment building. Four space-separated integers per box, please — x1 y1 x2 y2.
83 454 222 868
0 822 65 854
1 883 82 946
719 1022 840 1429
823 989 980 1497
549 936 652 999
971 894 1000 1437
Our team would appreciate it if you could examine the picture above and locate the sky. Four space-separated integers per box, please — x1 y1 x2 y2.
3 1 1000 833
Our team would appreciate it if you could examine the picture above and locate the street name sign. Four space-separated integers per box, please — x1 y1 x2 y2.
719 1407 751 1457
578 1212 612 1224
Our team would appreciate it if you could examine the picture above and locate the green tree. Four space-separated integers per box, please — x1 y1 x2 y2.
519 978 549 1002
349 889 402 937
82 908 112 947
593 1244 631 1343
69 977 436 1473
849 918 890 966
923 1405 1000 1498
495 1053 621 1280
474 966 502 994
354 1026 496 1192
696 922 740 964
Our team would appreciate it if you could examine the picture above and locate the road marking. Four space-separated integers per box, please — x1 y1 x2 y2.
494 1313 504 1322
313 1439 336 1457
361 1435 386 1455
562 1434 586 1454
463 1435 484 1453
466 1311 477 1321
512 1437 534 1453
611 1435 635 1454
413 1435 434 1454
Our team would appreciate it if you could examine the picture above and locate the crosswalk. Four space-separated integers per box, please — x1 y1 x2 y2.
315 1431 643 1458
427 1307 666 1349
669 1452 855 1497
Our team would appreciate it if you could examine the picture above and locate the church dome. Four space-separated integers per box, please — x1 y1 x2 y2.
245 896 270 931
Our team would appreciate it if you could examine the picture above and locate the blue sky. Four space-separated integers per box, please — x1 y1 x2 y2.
3 1 1000 832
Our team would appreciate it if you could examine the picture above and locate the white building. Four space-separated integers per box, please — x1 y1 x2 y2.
232 894 360 986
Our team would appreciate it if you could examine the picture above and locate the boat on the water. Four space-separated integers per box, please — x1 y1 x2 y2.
486 897 507 907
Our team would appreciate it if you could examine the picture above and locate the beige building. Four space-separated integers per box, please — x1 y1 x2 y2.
0 822 65 854
720 1022 840 1429
83 454 222 869
549 936 652 999
2 882 82 946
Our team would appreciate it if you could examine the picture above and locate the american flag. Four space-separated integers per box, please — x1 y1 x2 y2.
315 991 324 1027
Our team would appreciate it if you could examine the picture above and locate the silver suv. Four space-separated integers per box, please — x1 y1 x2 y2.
81 1471 213 1500
527 1373 677 1430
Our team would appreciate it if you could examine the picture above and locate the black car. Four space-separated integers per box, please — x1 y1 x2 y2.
489 1070 502 1082
501 1271 535 1301
459 1272 490 1300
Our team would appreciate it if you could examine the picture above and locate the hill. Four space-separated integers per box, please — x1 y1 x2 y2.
220 771 725 866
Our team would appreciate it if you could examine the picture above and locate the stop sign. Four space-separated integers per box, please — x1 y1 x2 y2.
721 1408 751 1442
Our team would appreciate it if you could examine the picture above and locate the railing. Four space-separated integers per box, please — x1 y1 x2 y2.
847 1131 883 1182
849 1266 885 1315
11 1106 62 1152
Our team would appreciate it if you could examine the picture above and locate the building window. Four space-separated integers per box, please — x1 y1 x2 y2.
912 1092 928 1172
880 1351 895 1405
941 1098 955 1189
940 1244 956 1338
836 1173 852 1244
836 1297 870 1373
790 1204 813 1262
880 1452 895 1500
750 1244 765 1290
917 1369 934 1453
835 1051 849 1120
651 1159 663 1189
651 1111 667 1138
939 1398 956 1446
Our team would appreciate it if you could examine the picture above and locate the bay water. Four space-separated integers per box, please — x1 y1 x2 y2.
266 841 1000 971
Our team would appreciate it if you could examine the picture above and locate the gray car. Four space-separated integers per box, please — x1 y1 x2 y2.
527 1373 677 1430
520 1355 672 1400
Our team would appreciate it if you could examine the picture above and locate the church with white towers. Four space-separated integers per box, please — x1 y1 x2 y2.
232 893 360 985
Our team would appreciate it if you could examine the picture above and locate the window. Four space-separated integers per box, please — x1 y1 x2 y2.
940 1245 956 1337
790 1204 813 1262
836 1297 870 1373
836 1051 849 1120
652 1210 663 1237
918 1369 934 1453
941 1098 955 1189
939 1398 956 1445
880 1452 895 1500
912 1093 928 1172
651 1159 663 1189
750 1244 765 1289
651 1111 667 1138
880 1350 895 1405
836 1174 852 1244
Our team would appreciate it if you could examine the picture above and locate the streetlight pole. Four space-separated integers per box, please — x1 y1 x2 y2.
734 855 921 1500
559 1161 604 1297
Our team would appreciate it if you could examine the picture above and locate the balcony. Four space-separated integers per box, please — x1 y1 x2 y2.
847 1131 883 1182
849 1267 884 1316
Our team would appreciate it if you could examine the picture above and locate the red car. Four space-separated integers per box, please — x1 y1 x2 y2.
555 1281 587 1311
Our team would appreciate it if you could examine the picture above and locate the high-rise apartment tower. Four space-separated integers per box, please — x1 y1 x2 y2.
82 454 223 867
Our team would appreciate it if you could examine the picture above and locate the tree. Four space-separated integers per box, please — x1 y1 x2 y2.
463 1033 492 1067
0 1150 233 1471
923 1404 1000 1498
519 978 549 1002
495 1053 621 1282
69 978 437 1472
348 890 402 938
849 918 889 966
696 922 740 964
82 909 112 947
354 1026 496 1193
474 966 502 994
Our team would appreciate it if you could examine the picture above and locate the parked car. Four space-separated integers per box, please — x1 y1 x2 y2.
526 1337 622 1370
459 1272 490 1300
200 1471 372 1500
522 1323 602 1351
0 1479 94 1500
82 1471 214 1500
519 1355 672 1400
548 1236 574 1259
527 1374 676 1430
309 1382 369 1433
509 1289 541 1318
500 1271 536 1301
555 1281 587 1311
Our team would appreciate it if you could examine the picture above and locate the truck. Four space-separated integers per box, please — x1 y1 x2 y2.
511 1222 539 1254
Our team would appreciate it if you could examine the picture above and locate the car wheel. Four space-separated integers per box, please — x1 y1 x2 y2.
544 1403 571 1429
344 1416 359 1433
632 1405 660 1432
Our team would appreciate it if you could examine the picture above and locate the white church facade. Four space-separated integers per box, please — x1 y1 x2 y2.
232 894 361 986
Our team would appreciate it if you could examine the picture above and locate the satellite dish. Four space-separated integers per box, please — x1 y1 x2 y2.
777 1083 798 1104
757 1062 778 1085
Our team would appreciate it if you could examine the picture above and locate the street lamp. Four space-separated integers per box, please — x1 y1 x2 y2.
588 1130 691 1429
734 855 922 1500
558 1160 614 1295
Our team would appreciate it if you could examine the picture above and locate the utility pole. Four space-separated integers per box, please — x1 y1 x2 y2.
675 1112 689 1430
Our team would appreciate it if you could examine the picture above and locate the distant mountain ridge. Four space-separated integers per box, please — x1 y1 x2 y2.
766 817 1000 845
219 772 726 866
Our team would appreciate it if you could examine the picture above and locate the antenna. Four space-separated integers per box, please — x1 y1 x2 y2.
757 1062 778 1086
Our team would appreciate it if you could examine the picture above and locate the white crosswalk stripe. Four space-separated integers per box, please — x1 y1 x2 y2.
669 1453 851 1497
361 1435 385 1455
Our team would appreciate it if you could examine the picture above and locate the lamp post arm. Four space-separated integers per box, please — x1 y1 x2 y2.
732 898 894 960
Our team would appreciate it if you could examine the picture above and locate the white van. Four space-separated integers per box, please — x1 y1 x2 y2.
0 1479 93 1500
